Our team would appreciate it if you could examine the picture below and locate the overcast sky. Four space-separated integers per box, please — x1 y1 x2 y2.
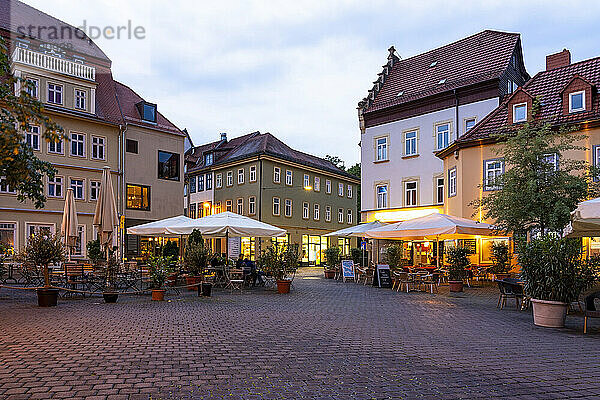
24 0 600 166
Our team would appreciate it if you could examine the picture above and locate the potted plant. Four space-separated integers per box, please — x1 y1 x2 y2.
16 233 65 307
258 244 299 294
350 247 362 267
323 246 340 279
490 241 511 280
519 235 596 328
184 230 209 291
385 244 403 271
102 252 119 303
148 255 173 301
445 245 471 293
86 239 104 266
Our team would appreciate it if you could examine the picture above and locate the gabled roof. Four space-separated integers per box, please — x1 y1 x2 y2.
361 30 523 113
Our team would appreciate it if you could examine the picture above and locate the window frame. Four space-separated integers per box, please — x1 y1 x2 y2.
483 158 505 191
325 205 331 222
157 150 180 181
303 174 310 189
249 165 257 182
464 117 477 133
91 135 106 161
89 180 101 201
435 176 444 205
205 173 212 190
47 82 63 105
448 167 457 197
70 177 86 201
285 170 293 186
338 208 344 224
403 129 418 156
189 175 197 193
226 200 233 212
26 125 41 151
249 196 256 215
226 171 233 187
125 139 138 154
70 132 86 158
272 197 281 216
74 88 87 111
313 203 320 221
376 184 388 209
404 180 418 207
284 198 292 217
347 184 352 198
569 90 585 113
0 176 16 194
47 175 64 198
198 174 204 192
237 168 245 185
513 102 527 123
0 222 17 252
435 121 451 151
25 77 39 98
375 136 388 162
48 137 64 155
302 202 309 220
273 166 281 183
314 177 320 192
338 182 344 197
215 173 223 188
347 209 353 224
325 179 331 194
126 183 151 211
236 198 244 215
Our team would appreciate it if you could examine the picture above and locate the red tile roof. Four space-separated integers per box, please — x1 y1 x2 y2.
363 30 522 113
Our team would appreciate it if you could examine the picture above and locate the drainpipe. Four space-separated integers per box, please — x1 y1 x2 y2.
257 157 263 254
119 123 128 260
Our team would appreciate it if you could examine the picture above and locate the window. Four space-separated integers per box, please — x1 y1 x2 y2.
75 89 86 110
249 197 256 215
507 79 518 94
405 181 418 206
215 202 222 214
198 174 204 191
273 167 281 183
91 136 105 160
303 202 309 219
436 123 450 150
286 170 293 186
249 165 257 182
347 209 353 224
126 139 138 154
26 223 54 238
126 184 150 210
541 153 559 171
206 173 212 190
325 179 331 194
273 197 281 216
376 185 388 209
73 225 85 257
25 78 38 98
137 102 157 123
227 171 233 186
484 159 504 190
569 91 585 113
0 222 17 252
216 173 223 188
338 208 344 223
404 130 417 156
436 177 444 204
90 181 100 201
338 183 344 196
448 168 457 197
158 151 180 181
314 204 320 220
48 176 63 198
347 185 352 198
70 178 85 200
325 206 331 222
47 83 63 104
303 174 310 189
70 132 85 157
189 176 196 193
189 203 197 219
226 200 233 212
238 168 245 185
285 199 292 217
314 177 320 192
376 137 388 161
465 118 476 132
204 153 213 166
48 138 63 154
513 103 527 123
0 176 15 194
237 198 243 214
26 126 40 151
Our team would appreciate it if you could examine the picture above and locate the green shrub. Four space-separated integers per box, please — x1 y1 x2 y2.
445 245 471 281
257 244 299 281
385 244 403 269
324 246 341 268
86 239 103 265
162 241 179 260
149 255 173 289
490 241 510 274
350 247 362 266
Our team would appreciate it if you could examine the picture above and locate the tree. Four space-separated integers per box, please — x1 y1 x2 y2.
472 99 598 235
325 155 345 171
0 38 64 208
347 163 361 217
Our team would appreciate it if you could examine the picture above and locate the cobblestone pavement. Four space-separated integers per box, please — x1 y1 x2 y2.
1 268 599 400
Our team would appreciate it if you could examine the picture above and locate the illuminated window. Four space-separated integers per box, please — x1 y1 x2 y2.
376 185 388 209
126 184 150 210
158 151 180 181
0 222 16 253
304 174 310 189
188 203 196 219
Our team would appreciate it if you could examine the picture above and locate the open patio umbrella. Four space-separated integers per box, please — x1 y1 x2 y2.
564 197 600 238
126 215 194 236
93 166 119 256
324 220 388 237
61 188 79 262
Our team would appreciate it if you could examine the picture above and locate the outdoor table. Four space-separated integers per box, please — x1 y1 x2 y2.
3 262 18 284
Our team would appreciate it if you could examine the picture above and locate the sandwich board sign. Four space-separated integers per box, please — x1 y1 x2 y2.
373 264 392 288
341 259 355 282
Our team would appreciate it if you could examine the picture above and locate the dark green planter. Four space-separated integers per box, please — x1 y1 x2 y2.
103 292 119 303
37 288 59 307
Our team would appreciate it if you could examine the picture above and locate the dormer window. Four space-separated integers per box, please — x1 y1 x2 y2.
136 101 157 123
513 102 527 123
569 91 585 113
204 152 213 166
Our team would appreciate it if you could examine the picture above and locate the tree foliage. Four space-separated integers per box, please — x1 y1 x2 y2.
15 233 65 287
0 37 64 208
445 245 471 281
325 155 345 170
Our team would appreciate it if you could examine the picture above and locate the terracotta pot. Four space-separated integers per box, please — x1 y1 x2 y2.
186 276 201 291
448 280 464 293
37 288 59 307
276 279 291 294
495 273 511 280
103 292 119 303
151 289 166 301
324 270 335 279
531 298 568 328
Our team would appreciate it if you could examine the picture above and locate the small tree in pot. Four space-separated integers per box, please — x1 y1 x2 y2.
323 246 341 279
184 230 209 291
385 244 404 271
518 235 596 328
445 245 471 293
258 244 299 293
148 255 173 301
490 241 511 280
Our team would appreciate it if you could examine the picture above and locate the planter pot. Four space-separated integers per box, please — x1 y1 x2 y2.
200 282 212 297
495 273 511 281
449 281 464 293
37 288 59 307
186 276 201 291
103 292 119 303
151 289 166 301
324 270 335 279
276 279 291 294
531 298 568 328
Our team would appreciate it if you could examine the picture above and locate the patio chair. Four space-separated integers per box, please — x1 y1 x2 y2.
64 263 85 297
421 273 440 294
227 268 244 293
496 280 524 309
583 291 600 334
363 268 374 286
393 271 411 293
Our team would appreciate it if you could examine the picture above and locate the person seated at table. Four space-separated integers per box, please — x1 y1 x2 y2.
236 254 245 268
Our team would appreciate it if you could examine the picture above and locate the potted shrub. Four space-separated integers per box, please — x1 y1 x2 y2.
323 246 341 279
490 241 511 280
102 253 119 303
148 255 173 301
16 233 65 307
350 247 362 267
445 245 471 293
385 244 403 271
86 239 104 266
184 230 209 291
519 235 596 328
258 244 299 293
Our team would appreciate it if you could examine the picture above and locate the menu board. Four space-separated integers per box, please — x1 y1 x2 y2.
374 264 392 288
341 260 355 281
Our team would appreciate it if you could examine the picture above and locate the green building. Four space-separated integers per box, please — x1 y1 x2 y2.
184 132 360 265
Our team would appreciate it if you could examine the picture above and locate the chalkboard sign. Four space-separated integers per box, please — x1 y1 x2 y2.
341 260 355 282
373 264 392 288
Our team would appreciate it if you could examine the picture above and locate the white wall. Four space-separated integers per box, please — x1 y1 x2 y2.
361 97 499 213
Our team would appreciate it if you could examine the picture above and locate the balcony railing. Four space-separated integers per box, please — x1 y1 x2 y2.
11 47 96 81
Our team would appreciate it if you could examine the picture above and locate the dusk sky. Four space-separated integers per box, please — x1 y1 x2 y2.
24 0 600 166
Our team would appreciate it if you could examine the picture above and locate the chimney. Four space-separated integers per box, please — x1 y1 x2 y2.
220 132 227 142
546 49 571 71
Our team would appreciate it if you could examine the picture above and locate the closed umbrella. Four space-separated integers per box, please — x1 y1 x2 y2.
61 187 79 261
93 166 119 256
564 197 600 237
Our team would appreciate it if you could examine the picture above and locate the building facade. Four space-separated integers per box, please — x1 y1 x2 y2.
358 30 529 224
185 132 360 265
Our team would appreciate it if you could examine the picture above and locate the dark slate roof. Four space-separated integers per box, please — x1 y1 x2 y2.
0 0 109 61
364 30 521 113
456 56 600 144
187 132 359 181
